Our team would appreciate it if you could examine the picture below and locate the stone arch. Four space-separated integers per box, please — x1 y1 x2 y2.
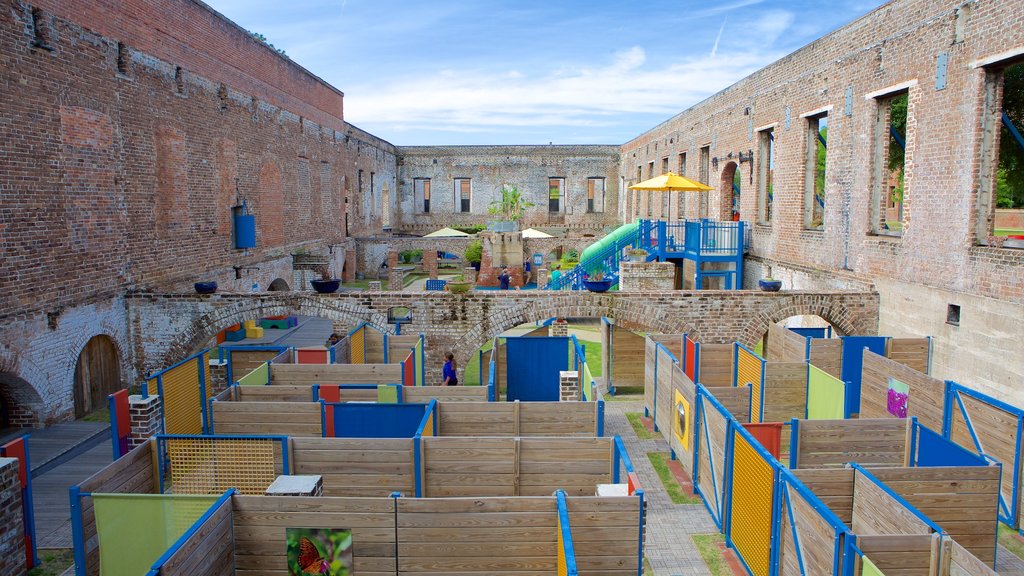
268 278 290 291
719 161 740 222
73 335 122 418
0 345 47 427
158 295 391 373
737 298 870 349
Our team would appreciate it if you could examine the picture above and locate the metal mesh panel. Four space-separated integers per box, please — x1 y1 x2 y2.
351 328 365 364
162 436 279 495
729 430 775 576
156 356 203 435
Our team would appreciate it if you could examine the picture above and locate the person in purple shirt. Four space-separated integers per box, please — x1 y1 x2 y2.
442 352 458 386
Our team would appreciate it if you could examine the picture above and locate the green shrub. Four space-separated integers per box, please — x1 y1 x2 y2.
464 240 483 264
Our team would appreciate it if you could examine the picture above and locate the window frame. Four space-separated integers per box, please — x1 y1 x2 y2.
757 125 776 226
866 83 915 237
587 177 605 213
802 110 829 230
454 178 472 213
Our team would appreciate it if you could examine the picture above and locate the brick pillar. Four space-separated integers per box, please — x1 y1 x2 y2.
343 249 357 282
550 320 568 337
129 394 162 449
208 359 228 395
423 250 438 280
559 371 580 401
387 250 403 290
537 267 549 289
0 457 23 576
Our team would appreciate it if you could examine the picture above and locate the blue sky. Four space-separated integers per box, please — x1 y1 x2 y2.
206 0 887 145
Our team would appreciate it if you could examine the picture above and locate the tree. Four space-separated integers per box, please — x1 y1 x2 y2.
487 185 535 222
997 62 1024 209
888 94 908 204
464 240 483 265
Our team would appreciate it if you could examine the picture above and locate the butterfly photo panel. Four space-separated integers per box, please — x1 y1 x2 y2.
286 527 354 576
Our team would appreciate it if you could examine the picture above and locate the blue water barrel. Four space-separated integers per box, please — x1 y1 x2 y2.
233 212 256 249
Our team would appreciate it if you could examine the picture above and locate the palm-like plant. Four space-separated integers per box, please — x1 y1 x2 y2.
488 185 535 222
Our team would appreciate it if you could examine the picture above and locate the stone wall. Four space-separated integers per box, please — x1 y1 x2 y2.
394 145 621 235
618 261 675 291
621 0 1024 399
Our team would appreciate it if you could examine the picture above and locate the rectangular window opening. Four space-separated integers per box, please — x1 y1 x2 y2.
587 177 605 213
946 304 961 326
983 61 1024 246
455 178 471 212
804 113 827 230
699 146 710 218
549 177 564 213
758 128 775 225
415 178 431 213
30 8 52 50
872 91 909 236
116 42 129 76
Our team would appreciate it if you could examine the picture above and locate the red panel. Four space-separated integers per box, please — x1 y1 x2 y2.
0 439 27 488
297 349 329 364
113 389 131 438
627 472 640 496
684 337 696 382
403 354 414 386
319 385 341 403
742 422 784 459
325 404 335 437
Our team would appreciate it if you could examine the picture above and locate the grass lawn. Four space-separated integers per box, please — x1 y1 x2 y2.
643 556 654 575
29 549 74 576
999 523 1024 560
462 339 498 386
626 412 658 440
341 279 373 289
82 407 110 423
647 452 702 504
995 228 1024 236
692 534 730 576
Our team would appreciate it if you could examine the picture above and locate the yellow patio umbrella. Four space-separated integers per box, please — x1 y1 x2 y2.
628 172 713 192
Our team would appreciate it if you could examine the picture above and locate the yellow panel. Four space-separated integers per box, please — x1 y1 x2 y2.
165 437 277 495
736 347 763 423
729 430 775 576
351 328 365 364
557 510 567 576
674 390 692 451
750 381 762 424
161 358 202 435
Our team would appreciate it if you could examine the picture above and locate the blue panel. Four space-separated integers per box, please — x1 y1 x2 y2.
915 423 989 467
331 403 426 438
505 337 570 402
789 327 829 339
840 336 887 416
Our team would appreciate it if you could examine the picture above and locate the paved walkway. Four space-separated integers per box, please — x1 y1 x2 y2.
603 395 718 575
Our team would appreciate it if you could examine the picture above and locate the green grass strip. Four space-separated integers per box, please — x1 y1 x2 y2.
692 534 730 576
999 523 1024 561
648 452 701 504
626 412 658 440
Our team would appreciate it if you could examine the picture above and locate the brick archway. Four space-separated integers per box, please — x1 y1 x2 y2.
736 297 875 349
719 161 740 222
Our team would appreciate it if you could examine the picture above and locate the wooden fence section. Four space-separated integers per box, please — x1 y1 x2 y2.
808 339 842 380
793 419 910 469
235 385 312 403
404 386 488 403
649 334 682 360
943 539 998 576
699 344 732 387
763 362 806 461
856 534 938 575
669 365 697 478
437 401 598 437
160 496 234 576
567 496 641 575
868 466 1000 566
211 401 321 436
851 470 932 536
366 329 386 363
232 495 397 576
396 497 556 575
707 387 750 424
422 437 613 497
886 338 929 374
609 325 645 389
792 468 855 525
270 363 402 385
229 349 279 381
860 350 945 431
389 335 419 362
776 473 847 576
767 323 806 363
291 437 415 497
78 440 158 575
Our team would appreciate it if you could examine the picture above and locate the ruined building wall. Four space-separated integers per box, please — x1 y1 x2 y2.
395 145 621 236
0 0 360 423
621 0 1024 401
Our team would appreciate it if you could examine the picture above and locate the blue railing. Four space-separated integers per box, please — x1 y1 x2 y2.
640 219 747 256
548 227 639 290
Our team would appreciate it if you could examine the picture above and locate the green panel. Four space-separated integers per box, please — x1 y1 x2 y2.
861 555 885 576
93 494 218 576
377 384 399 404
237 362 269 386
807 364 845 419
414 339 424 387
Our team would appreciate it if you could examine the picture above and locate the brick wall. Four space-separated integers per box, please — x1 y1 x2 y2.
0 457 24 576
619 262 675 291
394 145 621 234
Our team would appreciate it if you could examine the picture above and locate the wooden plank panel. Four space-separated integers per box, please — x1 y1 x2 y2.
404 387 488 403
795 419 909 469
707 386 750 423
767 324 808 363
860 350 944 431
809 339 842 380
886 338 930 374
699 344 733 387
852 471 932 535
856 535 935 574
211 401 322 437
611 327 646 387
270 363 402 385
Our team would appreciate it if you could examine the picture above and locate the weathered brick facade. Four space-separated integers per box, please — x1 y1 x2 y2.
0 457 23 576
622 0 1024 401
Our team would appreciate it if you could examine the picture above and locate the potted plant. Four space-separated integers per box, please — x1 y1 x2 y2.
446 274 472 294
758 277 783 292
310 265 341 293
487 184 534 232
626 247 648 261
583 271 613 293
464 239 483 271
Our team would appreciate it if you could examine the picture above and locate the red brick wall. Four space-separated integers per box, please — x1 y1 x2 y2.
29 0 345 131
0 0 351 318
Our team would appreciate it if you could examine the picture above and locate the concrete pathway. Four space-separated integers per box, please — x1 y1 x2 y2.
602 395 719 575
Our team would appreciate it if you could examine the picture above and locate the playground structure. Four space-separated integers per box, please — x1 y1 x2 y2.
641 325 1022 575
548 218 747 291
